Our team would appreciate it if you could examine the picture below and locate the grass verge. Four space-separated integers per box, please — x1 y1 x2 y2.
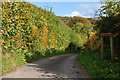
76 49 120 79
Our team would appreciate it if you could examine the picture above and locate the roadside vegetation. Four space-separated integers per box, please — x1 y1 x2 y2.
1 1 120 79
77 1 120 79
1 2 89 75
77 50 120 79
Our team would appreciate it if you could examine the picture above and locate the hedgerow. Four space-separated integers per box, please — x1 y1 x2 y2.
1 2 85 74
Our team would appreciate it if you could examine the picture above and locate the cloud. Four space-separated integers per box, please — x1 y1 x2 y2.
77 3 101 10
80 10 96 18
64 11 83 17
84 9 96 16
64 3 101 18
64 11 95 18
74 3 101 18
89 9 95 13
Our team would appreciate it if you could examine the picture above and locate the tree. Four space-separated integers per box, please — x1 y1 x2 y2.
94 1 120 54
95 1 120 34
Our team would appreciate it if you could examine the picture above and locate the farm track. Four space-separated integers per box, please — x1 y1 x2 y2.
2 54 90 80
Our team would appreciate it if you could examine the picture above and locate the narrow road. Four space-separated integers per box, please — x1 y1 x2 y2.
2 54 90 79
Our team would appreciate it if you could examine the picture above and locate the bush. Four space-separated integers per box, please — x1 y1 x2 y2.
77 50 120 79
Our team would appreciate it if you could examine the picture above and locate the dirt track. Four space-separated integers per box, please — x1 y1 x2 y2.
2 54 90 79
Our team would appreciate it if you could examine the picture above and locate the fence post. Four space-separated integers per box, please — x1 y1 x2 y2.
101 36 104 60
110 36 114 61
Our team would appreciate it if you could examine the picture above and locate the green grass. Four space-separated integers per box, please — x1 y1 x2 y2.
77 49 120 79
2 53 26 75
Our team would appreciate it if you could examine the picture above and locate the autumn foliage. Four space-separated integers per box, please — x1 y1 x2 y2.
1 2 86 74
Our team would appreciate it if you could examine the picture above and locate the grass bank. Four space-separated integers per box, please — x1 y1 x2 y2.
76 49 120 79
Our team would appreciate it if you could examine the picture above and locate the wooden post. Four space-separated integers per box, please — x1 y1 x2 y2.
100 33 114 61
101 36 104 60
110 36 114 61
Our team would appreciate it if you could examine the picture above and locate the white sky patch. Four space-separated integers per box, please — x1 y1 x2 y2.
77 3 101 10
88 9 97 15
89 9 94 13
64 10 97 18
75 3 101 18
64 11 83 17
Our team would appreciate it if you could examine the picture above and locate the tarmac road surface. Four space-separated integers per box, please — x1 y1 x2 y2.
2 54 90 80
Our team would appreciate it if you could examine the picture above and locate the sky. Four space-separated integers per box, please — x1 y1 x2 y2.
28 0 101 18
